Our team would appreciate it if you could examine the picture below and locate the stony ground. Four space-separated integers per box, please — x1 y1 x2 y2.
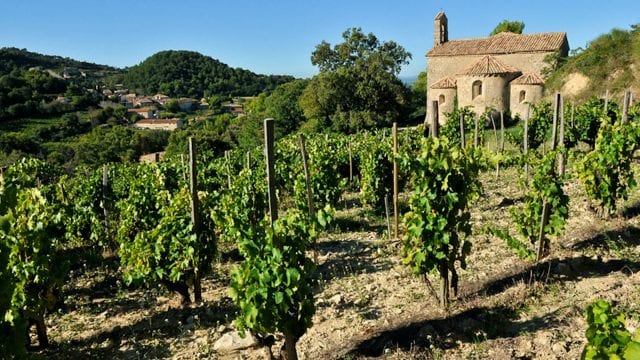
35 165 640 359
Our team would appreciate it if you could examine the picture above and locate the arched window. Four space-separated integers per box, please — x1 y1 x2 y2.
439 94 446 105
519 90 526 103
472 80 483 99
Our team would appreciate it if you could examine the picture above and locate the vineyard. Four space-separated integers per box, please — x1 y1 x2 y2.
1 93 640 359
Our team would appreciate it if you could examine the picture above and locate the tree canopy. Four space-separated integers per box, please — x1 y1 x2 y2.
118 50 294 99
490 20 525 36
301 28 411 133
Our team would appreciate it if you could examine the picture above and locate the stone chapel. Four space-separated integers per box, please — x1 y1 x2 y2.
426 12 569 122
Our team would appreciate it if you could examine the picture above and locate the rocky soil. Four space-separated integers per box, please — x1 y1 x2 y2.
36 166 640 359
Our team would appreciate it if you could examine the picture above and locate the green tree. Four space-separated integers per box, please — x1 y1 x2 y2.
301 28 411 133
264 79 309 137
490 20 525 36
408 71 428 122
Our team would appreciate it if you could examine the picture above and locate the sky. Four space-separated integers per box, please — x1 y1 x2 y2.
1 0 639 79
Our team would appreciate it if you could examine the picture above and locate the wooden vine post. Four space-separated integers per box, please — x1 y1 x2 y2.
299 134 315 216
188 137 203 302
524 104 530 179
246 150 251 170
473 113 479 147
392 122 399 240
348 141 353 185
604 89 609 114
536 93 560 261
622 91 631 124
102 164 110 234
224 150 232 189
384 194 392 239
299 134 317 262
430 101 439 138
459 112 466 148
558 96 566 176
500 111 505 152
180 154 187 182
264 119 278 224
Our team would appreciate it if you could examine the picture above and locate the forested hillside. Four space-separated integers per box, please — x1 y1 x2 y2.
116 50 294 99
0 47 116 73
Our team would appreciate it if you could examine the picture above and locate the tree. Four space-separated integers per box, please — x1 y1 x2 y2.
490 20 525 36
408 71 428 122
301 28 411 133
264 79 309 137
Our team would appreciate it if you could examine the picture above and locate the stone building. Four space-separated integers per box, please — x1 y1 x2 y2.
426 12 569 122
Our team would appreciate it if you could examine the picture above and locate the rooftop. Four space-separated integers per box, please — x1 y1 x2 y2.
428 31 567 57
458 55 520 76
511 73 545 85
430 77 457 89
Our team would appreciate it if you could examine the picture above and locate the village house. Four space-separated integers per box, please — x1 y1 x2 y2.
134 118 184 131
133 97 154 108
426 12 569 122
223 103 245 116
177 98 198 112
128 107 156 119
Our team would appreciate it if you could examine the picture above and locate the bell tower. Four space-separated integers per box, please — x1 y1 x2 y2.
434 12 448 46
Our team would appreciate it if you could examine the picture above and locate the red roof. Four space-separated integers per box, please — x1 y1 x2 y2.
428 32 568 57
137 118 181 125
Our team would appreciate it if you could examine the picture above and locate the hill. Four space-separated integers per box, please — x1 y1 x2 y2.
117 50 294 99
0 47 116 74
545 24 640 100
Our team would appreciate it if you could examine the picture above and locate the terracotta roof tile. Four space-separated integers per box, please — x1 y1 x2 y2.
430 77 457 89
458 55 520 76
428 32 567 57
511 73 545 85
137 118 181 125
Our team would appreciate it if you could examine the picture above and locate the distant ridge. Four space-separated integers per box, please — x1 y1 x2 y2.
118 50 294 99
0 47 116 73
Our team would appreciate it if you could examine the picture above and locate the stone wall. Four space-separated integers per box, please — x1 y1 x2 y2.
456 75 510 115
427 52 552 90
509 84 543 119
427 87 456 124
426 51 553 122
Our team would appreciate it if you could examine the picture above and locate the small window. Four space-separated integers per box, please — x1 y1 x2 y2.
472 80 483 99
519 90 526 103
439 94 446 105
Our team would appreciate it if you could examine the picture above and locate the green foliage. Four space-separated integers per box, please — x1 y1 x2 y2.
293 137 347 213
506 151 569 258
400 137 482 295
264 79 309 136
525 101 553 150
566 98 617 149
490 20 525 35
582 300 640 359
577 119 639 216
441 103 475 146
408 71 428 122
119 50 293 99
0 47 114 73
358 133 393 210
546 25 639 97
0 158 67 356
301 28 411 133
230 210 316 342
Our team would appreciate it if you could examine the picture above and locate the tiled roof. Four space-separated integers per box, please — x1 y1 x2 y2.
137 118 180 125
428 32 567 57
430 77 457 89
458 55 520 76
128 107 155 112
511 73 545 85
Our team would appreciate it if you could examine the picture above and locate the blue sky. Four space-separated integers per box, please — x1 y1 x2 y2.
1 0 639 78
